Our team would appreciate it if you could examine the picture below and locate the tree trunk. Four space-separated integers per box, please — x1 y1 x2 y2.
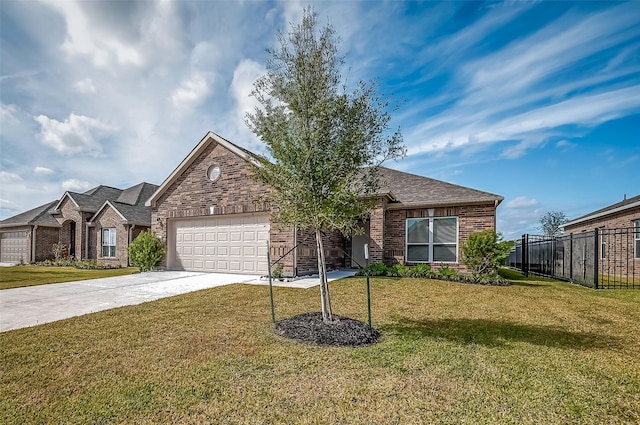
315 228 333 323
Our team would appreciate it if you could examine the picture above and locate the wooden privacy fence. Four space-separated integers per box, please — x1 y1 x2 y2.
506 227 639 289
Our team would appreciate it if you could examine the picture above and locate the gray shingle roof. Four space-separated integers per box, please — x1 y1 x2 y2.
0 201 60 228
376 167 503 208
2 183 158 230
116 182 158 206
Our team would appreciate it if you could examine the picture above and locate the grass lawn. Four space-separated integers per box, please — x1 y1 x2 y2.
0 265 139 290
1 272 639 424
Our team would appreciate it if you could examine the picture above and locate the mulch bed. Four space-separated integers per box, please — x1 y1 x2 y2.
274 312 381 347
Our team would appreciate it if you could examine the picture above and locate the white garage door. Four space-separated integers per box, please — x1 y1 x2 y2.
171 214 270 274
0 231 28 264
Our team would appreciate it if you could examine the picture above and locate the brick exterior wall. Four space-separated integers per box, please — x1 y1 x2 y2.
564 206 640 280
152 141 297 272
56 198 94 260
383 203 498 272
34 226 60 262
93 206 132 267
295 228 346 275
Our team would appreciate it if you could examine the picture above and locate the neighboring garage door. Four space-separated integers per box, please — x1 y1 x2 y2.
171 214 270 274
0 231 28 264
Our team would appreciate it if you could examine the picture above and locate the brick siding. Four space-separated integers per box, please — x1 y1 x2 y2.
152 141 296 272
383 203 498 272
564 207 640 279
34 226 60 262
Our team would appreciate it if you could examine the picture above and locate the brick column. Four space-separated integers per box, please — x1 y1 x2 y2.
369 198 387 263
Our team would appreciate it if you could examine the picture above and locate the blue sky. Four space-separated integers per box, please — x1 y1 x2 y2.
1 0 639 238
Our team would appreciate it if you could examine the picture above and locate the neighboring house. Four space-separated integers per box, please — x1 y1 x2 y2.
563 194 640 275
147 131 504 276
0 182 158 266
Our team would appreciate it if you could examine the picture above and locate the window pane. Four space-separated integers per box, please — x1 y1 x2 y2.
110 246 116 257
109 229 116 245
636 240 640 260
102 246 109 257
407 245 430 262
433 218 456 243
407 219 430 244
102 229 109 246
433 245 456 262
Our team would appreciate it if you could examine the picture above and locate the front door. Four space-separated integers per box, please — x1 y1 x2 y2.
351 221 370 268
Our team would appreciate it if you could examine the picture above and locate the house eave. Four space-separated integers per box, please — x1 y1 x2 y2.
563 200 640 229
386 198 503 210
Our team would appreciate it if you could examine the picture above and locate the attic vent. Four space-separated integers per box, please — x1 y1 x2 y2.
207 165 221 182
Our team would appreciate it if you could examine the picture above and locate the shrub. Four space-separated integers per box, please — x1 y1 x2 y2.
437 266 459 280
462 230 514 277
410 264 434 278
387 263 412 277
271 263 284 280
52 242 66 260
128 230 165 272
356 263 389 276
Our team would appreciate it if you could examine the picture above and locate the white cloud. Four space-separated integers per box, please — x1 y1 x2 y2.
171 73 212 112
556 140 576 151
505 196 539 209
72 78 96 93
34 166 54 175
0 199 21 212
230 59 266 135
0 103 20 124
35 113 116 155
0 171 23 183
41 0 186 71
61 179 92 192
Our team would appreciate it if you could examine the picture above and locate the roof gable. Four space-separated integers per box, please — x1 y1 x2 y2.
563 194 640 228
146 131 256 207
52 185 123 213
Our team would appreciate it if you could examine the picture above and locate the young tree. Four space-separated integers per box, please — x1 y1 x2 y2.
246 8 404 323
539 211 568 236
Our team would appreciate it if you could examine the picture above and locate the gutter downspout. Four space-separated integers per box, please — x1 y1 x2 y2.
128 224 136 267
31 225 38 263
293 225 298 277
85 222 91 260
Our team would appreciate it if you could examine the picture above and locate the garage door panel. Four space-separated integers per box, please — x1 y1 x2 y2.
172 215 269 274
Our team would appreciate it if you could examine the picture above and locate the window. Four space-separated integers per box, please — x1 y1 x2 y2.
600 227 607 259
406 217 458 263
635 220 640 260
102 228 116 258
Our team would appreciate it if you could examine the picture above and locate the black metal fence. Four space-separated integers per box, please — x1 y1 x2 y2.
506 227 639 289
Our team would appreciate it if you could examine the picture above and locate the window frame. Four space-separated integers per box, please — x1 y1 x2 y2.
405 216 459 263
600 227 607 260
102 227 116 258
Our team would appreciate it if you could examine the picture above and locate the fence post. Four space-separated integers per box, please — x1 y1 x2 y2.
522 234 529 277
594 229 599 289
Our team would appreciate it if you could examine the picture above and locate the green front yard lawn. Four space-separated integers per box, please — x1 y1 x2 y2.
1 273 639 424
0 265 139 290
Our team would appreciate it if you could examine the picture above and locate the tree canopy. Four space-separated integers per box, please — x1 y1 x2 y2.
539 211 569 237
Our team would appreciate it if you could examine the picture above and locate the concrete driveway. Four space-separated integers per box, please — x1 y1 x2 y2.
0 271 258 332
0 269 356 332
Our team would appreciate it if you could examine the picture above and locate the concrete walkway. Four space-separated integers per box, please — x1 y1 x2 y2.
0 270 356 332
